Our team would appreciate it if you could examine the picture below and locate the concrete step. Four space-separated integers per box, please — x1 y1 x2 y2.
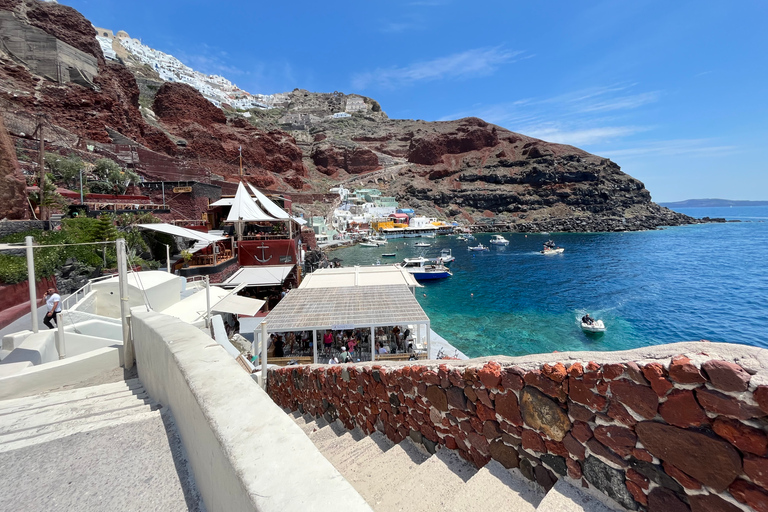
0 378 144 414
308 420 351 450
451 460 542 511
359 438 430 506
536 479 619 512
376 448 477 512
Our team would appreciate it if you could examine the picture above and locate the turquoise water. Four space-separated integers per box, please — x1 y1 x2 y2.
329 207 768 358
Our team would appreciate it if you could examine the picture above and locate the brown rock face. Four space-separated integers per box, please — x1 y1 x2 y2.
153 82 226 126
635 421 742 492
713 417 768 455
688 494 744 512
701 360 751 392
610 380 658 420
407 118 499 165
519 386 571 441
0 115 29 219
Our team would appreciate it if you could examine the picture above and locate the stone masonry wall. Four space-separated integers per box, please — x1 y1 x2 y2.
268 343 768 512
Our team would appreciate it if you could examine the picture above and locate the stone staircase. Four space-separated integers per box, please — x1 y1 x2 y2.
0 379 202 511
290 411 619 512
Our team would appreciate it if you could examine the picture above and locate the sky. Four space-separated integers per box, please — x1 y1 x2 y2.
59 0 768 202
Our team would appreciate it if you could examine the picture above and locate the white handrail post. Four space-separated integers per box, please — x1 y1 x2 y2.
26 236 38 333
426 322 431 360
260 321 268 389
166 244 171 273
205 275 211 329
117 238 134 369
56 312 65 359
312 329 317 364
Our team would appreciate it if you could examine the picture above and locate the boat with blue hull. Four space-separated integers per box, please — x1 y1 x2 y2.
397 257 452 281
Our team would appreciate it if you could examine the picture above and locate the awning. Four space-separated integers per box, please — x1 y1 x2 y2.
209 198 234 207
137 223 225 242
224 265 295 287
226 182 273 222
160 286 230 323
293 216 308 226
300 265 421 288
212 295 265 316
247 183 290 219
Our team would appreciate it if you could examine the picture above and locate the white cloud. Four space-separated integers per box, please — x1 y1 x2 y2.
598 139 739 159
351 47 524 90
521 125 646 146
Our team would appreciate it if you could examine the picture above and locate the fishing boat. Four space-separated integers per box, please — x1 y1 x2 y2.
468 243 489 252
414 242 431 247
437 248 455 264
489 235 509 246
381 252 396 257
396 257 452 281
540 239 564 254
359 241 378 247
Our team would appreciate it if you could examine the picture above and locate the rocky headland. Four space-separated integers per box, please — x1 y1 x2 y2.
0 0 695 231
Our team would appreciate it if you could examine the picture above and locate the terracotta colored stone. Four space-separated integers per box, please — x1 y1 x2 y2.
464 385 477 403
635 421 742 492
501 368 524 390
744 453 768 489
495 390 522 426
640 361 669 391
570 379 607 411
713 417 768 455
660 389 709 428
563 433 586 460
544 439 569 458
489 439 520 469
475 387 493 408
648 487 691 512
425 385 448 412
572 421 593 443
523 370 567 402
668 355 706 384
445 435 458 450
569 401 596 422
534 464 557 491
448 368 464 387
468 431 490 456
594 425 637 457
519 386 571 442
623 362 650 385
688 493 744 512
522 429 546 453
626 481 648 506
586 361 600 372
627 468 650 489
470 447 491 468
632 448 654 462
470 416 483 434
563 457 580 478
610 380 658 419
602 364 625 381
446 385 466 410
568 362 584 377
596 381 609 396
729 479 768 512
423 370 440 386
663 461 702 490
697 388 765 419
479 362 502 389
542 362 567 383
482 420 502 440
607 401 638 427
755 386 768 414
475 402 496 422
702 360 751 392
586 438 627 468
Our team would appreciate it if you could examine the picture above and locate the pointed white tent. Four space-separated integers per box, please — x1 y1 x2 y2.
226 182 272 222
247 183 290 219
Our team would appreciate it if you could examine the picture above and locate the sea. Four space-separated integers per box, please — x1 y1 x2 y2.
328 206 768 358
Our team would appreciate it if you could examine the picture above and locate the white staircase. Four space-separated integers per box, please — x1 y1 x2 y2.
291 411 619 512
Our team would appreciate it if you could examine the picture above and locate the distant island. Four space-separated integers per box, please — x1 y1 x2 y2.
660 199 768 208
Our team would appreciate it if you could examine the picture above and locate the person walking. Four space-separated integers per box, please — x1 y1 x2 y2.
43 287 61 329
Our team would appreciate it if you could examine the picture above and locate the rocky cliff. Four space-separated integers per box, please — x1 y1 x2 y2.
0 0 693 230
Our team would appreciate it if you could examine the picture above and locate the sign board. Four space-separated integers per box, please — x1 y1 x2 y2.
173 186 193 193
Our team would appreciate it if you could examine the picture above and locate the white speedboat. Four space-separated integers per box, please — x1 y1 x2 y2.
370 236 388 245
540 247 564 255
581 319 606 333
489 235 509 246
359 242 378 247
414 242 431 247
468 243 489 252
396 257 452 281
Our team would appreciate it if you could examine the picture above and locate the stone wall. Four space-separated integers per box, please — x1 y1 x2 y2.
268 343 768 512
0 219 47 237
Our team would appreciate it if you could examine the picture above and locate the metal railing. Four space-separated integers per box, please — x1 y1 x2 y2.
61 273 118 310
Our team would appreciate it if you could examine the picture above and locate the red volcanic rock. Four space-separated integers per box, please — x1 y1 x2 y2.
647 487 691 512
475 402 496 422
572 421 593 443
593 425 637 457
446 386 467 410
425 385 448 412
483 420 502 440
495 390 522 426
542 362 568 383
523 370 567 402
697 388 765 419
569 379 607 411
669 355 706 384
479 362 502 388
522 429 546 453
642 362 674 397
744 454 768 490
607 401 638 427
566 458 583 480
729 479 768 512
610 380 658 420
659 389 709 428
501 368 524 390
713 417 768 455
631 448 653 462
755 386 768 414
688 494 744 512
663 461 702 490
311 144 380 175
635 421 742 492
0 115 29 219
701 360 751 392
153 83 226 126
407 119 499 165
563 433 586 460
602 364 625 381
627 468 650 489
626 481 647 506
475 388 493 409
568 362 584 378
568 401 596 422
489 439 519 469
586 438 627 468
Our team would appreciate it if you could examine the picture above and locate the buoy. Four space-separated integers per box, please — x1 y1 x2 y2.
423 293 427 297
471 293 474 298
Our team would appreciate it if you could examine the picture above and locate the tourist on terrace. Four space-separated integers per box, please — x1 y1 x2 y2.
339 347 352 363
43 287 61 329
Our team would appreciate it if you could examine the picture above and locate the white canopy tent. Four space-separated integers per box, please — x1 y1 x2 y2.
226 182 273 222
137 223 225 242
247 183 290 219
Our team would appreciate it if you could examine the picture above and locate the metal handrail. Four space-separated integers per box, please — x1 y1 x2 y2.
60 273 118 310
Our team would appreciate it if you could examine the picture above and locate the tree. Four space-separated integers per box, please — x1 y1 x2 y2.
89 158 140 195
91 215 119 267
45 153 84 190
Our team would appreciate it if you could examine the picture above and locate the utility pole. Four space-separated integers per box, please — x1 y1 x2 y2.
37 115 46 221
239 146 243 177
117 238 134 369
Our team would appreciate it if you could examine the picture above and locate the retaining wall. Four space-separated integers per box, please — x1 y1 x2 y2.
268 342 768 512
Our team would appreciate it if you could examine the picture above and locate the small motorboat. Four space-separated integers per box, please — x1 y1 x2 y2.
359 242 378 247
456 235 468 241
381 253 396 257
468 243 489 252
370 236 388 245
540 239 564 254
490 235 509 246
581 319 606 333
397 257 452 281
437 248 455 264
414 242 431 247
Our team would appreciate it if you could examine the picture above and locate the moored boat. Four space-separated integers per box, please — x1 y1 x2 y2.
489 234 509 246
396 257 452 280
359 242 378 247
437 248 455 264
468 243 489 252
414 242 431 247
381 252 396 257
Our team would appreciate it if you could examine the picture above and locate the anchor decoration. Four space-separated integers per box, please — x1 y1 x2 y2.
254 244 272 263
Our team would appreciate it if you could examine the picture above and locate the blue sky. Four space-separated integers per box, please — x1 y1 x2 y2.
61 0 767 202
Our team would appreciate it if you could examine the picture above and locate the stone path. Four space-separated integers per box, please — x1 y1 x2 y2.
0 378 204 511
290 411 620 512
